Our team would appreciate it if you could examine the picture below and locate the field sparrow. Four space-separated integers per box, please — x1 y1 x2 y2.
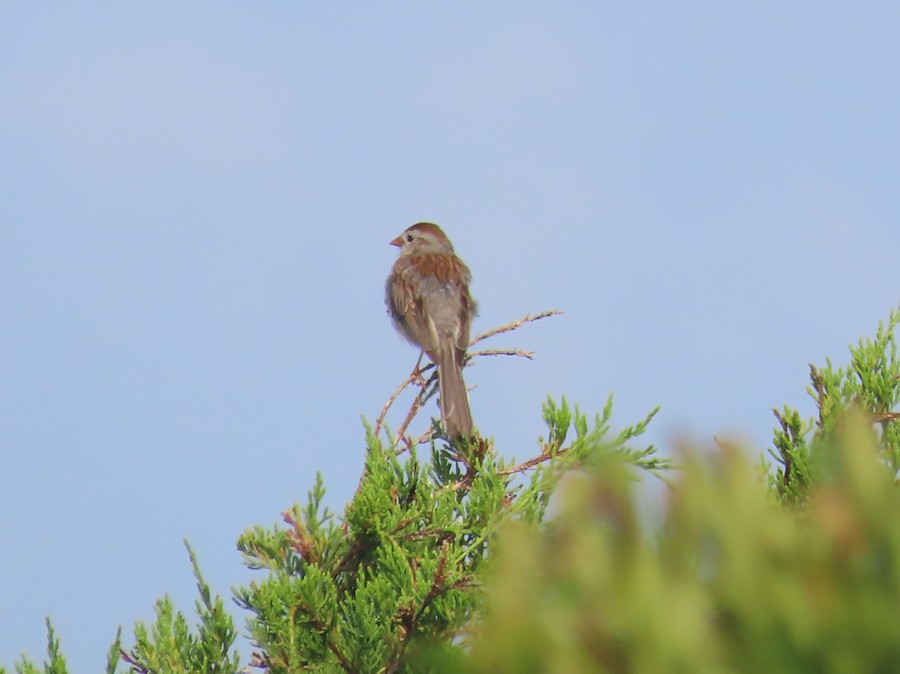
386 222 475 438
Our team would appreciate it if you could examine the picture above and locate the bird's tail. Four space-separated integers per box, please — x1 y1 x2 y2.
437 343 473 438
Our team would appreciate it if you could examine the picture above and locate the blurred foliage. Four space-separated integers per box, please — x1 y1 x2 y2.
439 412 900 673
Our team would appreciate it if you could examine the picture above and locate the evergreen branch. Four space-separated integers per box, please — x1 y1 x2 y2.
810 363 827 433
385 543 465 674
283 510 316 563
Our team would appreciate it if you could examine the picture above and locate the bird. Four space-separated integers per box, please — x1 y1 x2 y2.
385 222 476 438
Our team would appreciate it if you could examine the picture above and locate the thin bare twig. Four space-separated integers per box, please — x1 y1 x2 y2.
469 309 562 347
467 347 535 361
393 371 439 452
373 361 434 438
497 447 558 477
408 425 438 451
373 372 419 438
377 309 561 451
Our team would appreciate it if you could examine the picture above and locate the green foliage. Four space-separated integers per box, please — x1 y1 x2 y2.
769 303 900 502
443 408 900 674
0 620 121 674
1 620 70 674
119 541 240 674
233 398 663 672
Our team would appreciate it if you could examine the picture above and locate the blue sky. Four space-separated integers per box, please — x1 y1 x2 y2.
2 2 899 670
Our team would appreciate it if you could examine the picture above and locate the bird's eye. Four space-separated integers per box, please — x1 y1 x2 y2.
405 233 414 242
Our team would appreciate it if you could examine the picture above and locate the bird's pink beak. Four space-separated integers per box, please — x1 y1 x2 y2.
390 235 403 247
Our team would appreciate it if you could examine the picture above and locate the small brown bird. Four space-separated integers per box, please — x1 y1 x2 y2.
386 222 476 438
